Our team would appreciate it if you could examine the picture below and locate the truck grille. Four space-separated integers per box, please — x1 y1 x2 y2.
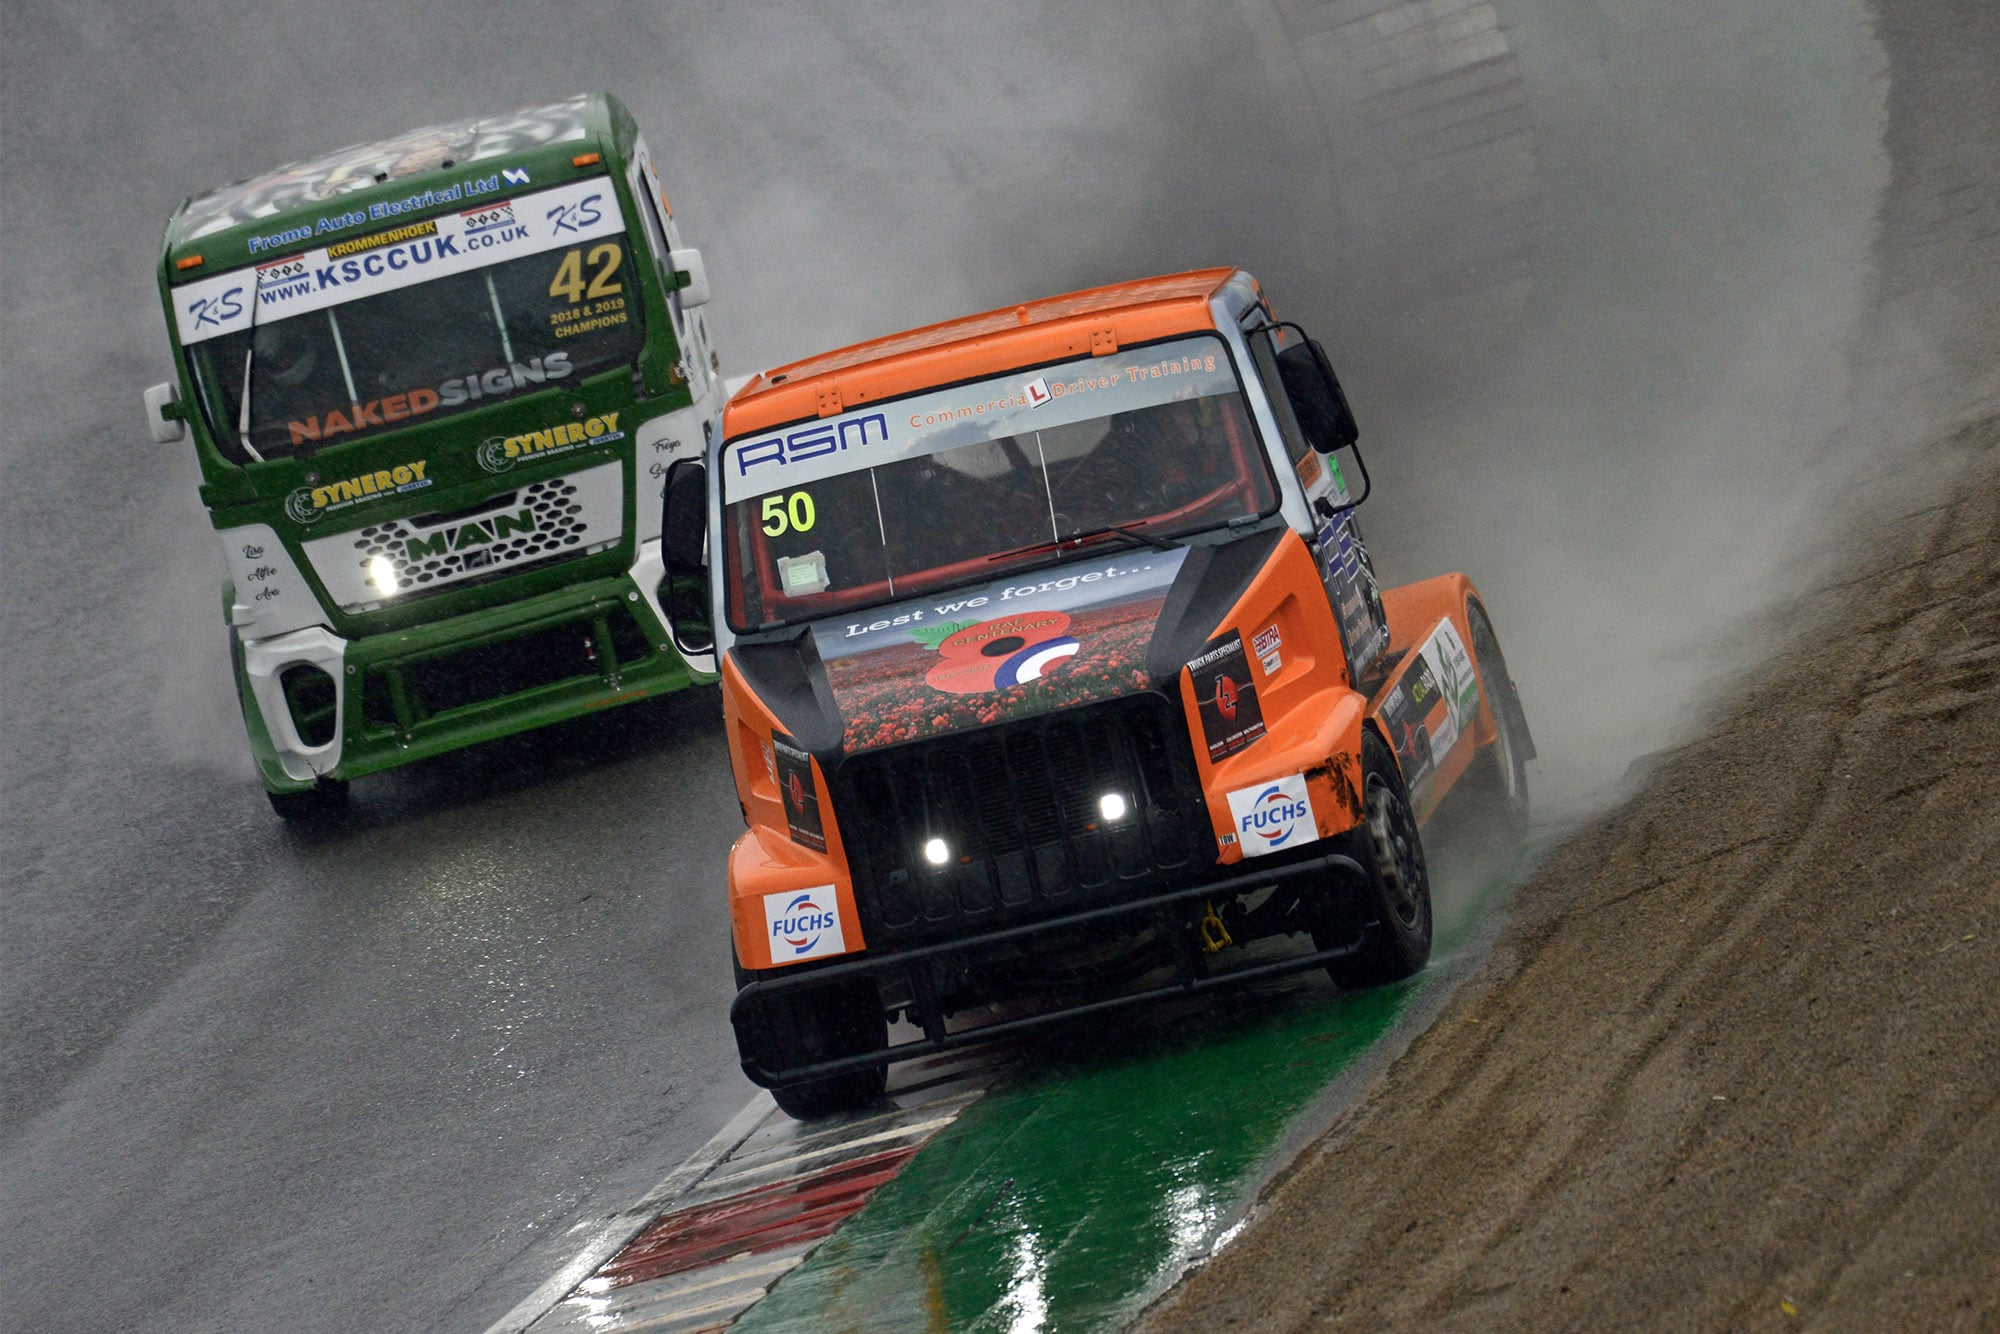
301 460 624 612
833 693 1210 945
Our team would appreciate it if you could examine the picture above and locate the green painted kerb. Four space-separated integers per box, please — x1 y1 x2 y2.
735 841 1526 1332
735 979 1416 1333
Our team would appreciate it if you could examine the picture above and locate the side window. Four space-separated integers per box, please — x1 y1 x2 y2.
1247 327 1313 466
627 158 685 336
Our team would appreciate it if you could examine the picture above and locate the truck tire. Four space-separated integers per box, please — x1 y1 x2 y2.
737 958 888 1120
266 779 349 823
1458 600 1531 842
1324 728 1434 988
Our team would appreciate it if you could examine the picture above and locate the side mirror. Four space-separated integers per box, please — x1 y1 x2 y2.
1276 339 1359 453
144 381 187 443
660 459 713 654
668 247 710 309
662 459 707 572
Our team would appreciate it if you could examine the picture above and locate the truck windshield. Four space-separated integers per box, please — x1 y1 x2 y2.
175 179 645 462
719 334 1278 632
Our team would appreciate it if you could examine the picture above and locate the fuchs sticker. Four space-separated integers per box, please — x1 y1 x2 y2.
1253 623 1283 676
1227 775 1317 857
772 733 826 853
1189 631 1266 762
765 887 845 963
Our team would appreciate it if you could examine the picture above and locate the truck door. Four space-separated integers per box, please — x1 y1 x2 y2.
628 141 716 404
1245 321 1392 687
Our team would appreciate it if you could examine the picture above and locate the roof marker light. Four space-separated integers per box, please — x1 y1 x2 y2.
175 255 204 271
572 151 602 167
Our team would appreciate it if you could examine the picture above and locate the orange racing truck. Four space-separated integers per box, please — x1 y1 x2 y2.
659 268 1533 1118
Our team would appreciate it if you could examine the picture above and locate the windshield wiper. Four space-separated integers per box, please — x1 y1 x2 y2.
987 521 1177 563
236 285 266 463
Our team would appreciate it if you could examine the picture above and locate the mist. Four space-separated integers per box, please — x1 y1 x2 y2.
1 0 1930 822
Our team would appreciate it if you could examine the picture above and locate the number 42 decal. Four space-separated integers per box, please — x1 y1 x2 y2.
761 491 817 536
548 244 623 303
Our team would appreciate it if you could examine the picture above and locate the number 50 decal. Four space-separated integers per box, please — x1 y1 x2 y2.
761 491 817 536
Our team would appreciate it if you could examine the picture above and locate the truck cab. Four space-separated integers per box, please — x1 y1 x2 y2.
146 93 722 817
665 268 1531 1116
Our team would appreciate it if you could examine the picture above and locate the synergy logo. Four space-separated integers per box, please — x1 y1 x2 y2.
763 887 846 963
1226 774 1317 859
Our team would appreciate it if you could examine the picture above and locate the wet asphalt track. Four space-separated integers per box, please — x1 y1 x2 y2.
0 1 1921 1329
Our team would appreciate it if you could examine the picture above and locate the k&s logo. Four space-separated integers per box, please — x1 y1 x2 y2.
187 286 245 330
547 192 604 235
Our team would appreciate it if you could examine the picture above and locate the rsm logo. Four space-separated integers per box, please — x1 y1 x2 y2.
733 413 889 478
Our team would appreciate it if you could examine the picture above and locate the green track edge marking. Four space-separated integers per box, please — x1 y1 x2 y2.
737 841 1528 1333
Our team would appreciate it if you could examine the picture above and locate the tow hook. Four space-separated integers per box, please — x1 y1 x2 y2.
1199 901 1234 955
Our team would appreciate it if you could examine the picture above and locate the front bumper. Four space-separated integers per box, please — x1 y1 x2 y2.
731 847 1370 1088
241 569 713 790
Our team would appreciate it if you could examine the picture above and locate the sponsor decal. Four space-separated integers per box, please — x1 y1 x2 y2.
1375 619 1480 792
284 460 430 524
764 886 846 962
1226 774 1317 858
813 549 1188 752
325 218 438 261
721 335 1237 501
288 350 571 448
732 413 891 480
502 166 531 187
176 178 623 345
772 733 826 853
917 611 1081 695
1189 631 1267 763
476 410 622 473
1318 513 1389 682
1253 623 1283 676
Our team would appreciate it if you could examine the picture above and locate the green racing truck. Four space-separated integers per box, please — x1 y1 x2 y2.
142 93 722 818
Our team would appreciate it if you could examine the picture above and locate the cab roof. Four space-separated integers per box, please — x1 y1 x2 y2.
727 268 1250 438
161 93 630 277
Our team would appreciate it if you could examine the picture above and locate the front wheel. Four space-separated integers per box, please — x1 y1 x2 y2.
1323 729 1434 988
